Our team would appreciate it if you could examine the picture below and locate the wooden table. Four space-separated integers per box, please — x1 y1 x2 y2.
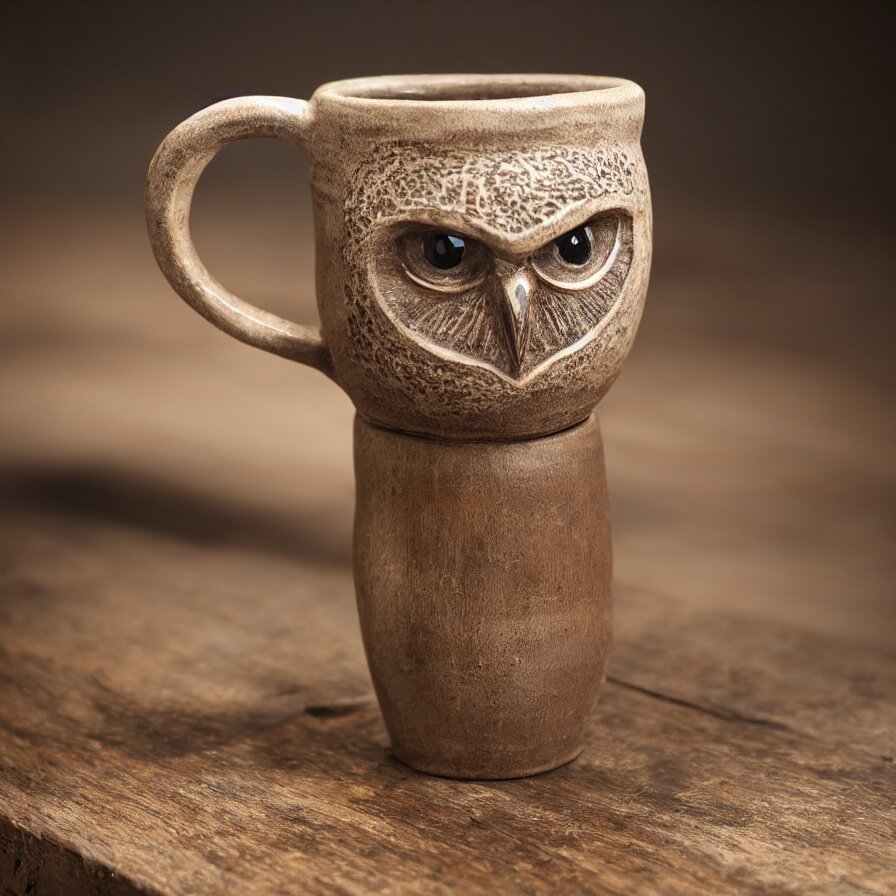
1 199 893 894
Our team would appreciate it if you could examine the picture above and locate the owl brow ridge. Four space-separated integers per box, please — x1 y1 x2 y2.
344 144 637 239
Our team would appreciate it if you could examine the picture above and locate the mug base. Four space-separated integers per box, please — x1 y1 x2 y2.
391 746 585 781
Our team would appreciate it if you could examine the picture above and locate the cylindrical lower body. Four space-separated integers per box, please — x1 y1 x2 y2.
352 414 612 779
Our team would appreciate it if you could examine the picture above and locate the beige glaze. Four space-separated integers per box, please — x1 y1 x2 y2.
146 74 651 440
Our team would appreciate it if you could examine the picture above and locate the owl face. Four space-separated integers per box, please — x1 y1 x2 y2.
372 210 633 382
316 139 650 440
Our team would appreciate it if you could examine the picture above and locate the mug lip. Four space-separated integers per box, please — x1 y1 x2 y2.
313 73 643 110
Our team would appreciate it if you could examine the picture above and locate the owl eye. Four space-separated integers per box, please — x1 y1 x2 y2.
555 227 592 266
423 233 466 270
398 229 488 293
532 214 621 290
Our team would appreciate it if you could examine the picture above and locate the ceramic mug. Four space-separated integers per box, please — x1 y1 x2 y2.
146 74 650 440
147 74 650 778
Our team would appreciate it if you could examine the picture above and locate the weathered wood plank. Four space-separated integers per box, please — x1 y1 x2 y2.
611 585 896 758
1 206 894 893
0 501 893 895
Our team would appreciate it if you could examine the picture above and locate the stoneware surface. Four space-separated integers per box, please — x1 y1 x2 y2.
146 73 651 440
145 74 651 778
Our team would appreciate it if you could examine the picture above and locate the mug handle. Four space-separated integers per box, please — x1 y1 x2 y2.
145 96 333 377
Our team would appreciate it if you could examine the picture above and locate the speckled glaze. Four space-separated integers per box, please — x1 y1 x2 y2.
146 75 651 778
146 74 651 440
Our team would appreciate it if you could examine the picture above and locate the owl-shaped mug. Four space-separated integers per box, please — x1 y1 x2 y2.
146 74 650 440
147 74 651 778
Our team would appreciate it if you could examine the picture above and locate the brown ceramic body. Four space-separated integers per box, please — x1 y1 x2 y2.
146 74 650 778
353 414 612 779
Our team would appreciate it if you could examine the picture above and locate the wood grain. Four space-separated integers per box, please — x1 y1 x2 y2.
1 536 892 895
0 201 893 893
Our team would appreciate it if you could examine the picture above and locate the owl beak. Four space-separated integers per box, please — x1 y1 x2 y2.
498 268 534 376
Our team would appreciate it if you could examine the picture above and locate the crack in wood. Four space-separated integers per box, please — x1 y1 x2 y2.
303 698 375 719
605 676 793 731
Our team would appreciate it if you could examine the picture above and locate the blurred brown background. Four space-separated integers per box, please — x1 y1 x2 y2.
2 0 894 648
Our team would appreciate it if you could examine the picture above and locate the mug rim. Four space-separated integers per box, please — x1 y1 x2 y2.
313 73 642 110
